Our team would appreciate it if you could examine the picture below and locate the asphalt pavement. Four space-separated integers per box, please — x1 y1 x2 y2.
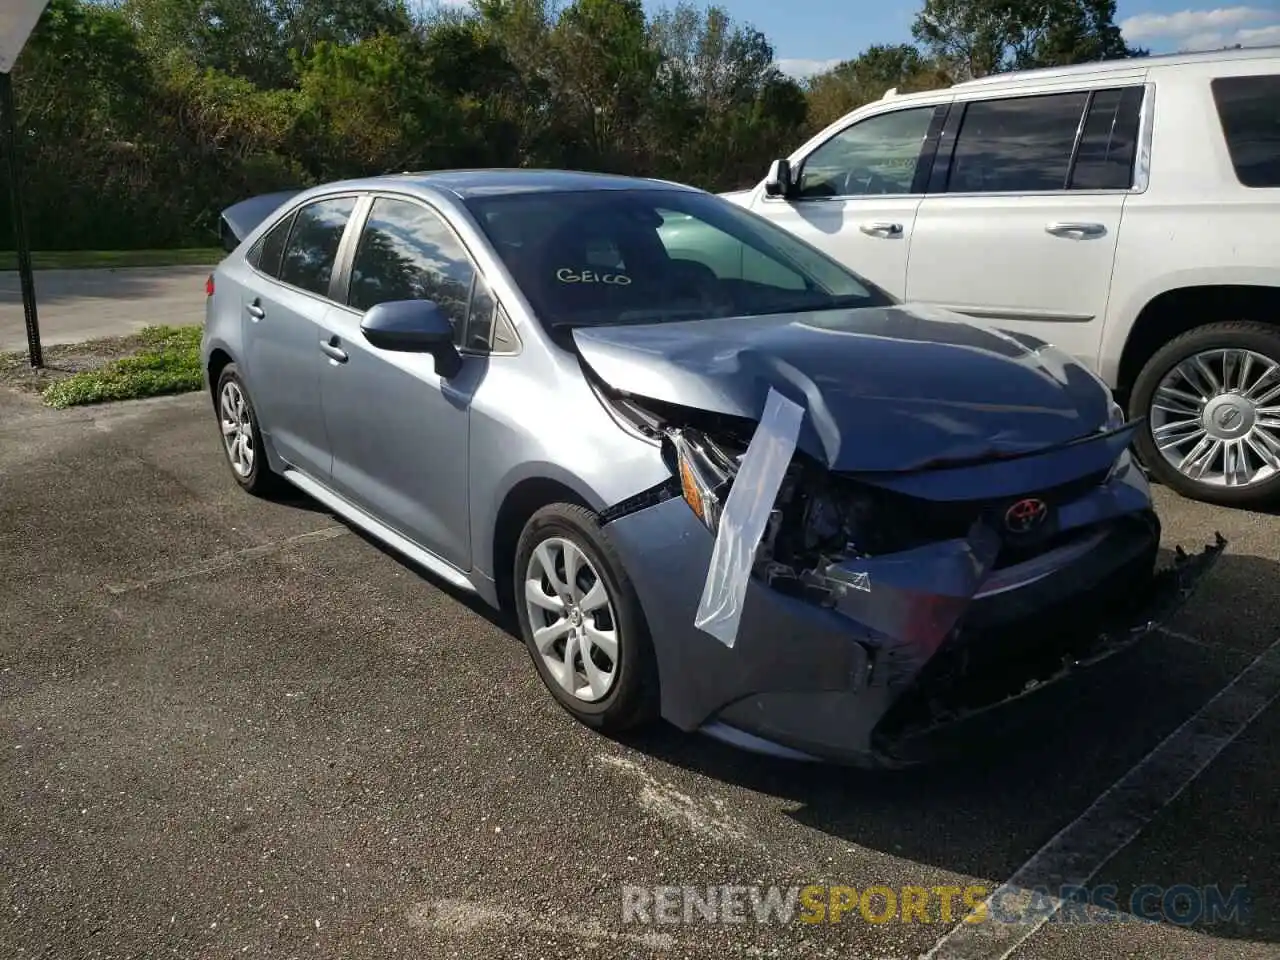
0 387 1277 959
0 267 213 353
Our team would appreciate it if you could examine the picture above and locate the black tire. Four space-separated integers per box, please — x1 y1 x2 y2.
1129 321 1280 508
213 363 286 497
513 503 659 732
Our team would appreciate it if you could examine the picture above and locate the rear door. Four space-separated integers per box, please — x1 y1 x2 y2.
241 195 358 477
745 103 946 298
905 84 1146 369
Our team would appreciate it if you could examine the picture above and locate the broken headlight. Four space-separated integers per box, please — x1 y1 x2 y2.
670 429 738 532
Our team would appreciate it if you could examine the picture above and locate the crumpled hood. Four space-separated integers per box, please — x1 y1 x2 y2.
572 303 1114 472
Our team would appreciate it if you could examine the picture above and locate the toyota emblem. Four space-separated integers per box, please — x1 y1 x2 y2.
1004 497 1048 534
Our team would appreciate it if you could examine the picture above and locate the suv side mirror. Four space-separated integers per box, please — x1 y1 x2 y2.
763 158 794 199
360 299 463 378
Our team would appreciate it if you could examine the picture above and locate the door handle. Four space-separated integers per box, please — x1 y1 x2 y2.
859 221 903 237
1045 221 1106 238
319 336 348 364
245 299 265 320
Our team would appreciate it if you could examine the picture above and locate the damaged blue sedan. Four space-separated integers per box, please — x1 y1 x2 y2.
204 170 1224 766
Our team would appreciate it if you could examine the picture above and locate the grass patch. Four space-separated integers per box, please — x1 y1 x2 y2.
17 325 205 409
0 248 223 270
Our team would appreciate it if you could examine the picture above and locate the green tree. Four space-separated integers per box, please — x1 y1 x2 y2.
805 43 951 129
911 0 1142 78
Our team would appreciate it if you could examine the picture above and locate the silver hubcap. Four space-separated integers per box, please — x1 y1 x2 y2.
219 381 255 478
1150 348 1280 488
524 537 619 702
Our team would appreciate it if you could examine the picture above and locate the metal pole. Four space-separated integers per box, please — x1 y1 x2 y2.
0 70 41 368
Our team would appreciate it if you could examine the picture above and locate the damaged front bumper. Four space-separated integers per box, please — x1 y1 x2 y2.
605 491 1224 766
600 389 1227 766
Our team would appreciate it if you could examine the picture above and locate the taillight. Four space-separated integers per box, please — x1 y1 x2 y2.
205 274 215 297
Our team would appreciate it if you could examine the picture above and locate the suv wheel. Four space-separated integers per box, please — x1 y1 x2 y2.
1129 321 1280 508
513 504 658 732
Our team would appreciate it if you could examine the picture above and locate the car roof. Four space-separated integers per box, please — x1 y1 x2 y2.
348 168 703 199
949 43 1280 90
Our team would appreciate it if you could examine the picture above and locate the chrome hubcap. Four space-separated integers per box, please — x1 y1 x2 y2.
524 537 618 702
219 381 254 478
1150 348 1280 488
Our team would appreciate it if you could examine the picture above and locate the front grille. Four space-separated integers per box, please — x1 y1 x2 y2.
837 468 1110 557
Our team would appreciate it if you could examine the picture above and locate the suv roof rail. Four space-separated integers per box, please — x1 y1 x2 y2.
949 43 1280 89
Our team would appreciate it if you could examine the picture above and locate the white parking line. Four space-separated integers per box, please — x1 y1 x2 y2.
924 634 1280 960
104 526 348 594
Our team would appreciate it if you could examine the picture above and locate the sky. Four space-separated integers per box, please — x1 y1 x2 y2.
427 1 1280 77
710 1 1280 78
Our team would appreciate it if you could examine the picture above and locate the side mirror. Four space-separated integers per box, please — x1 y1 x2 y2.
763 158 794 199
360 299 462 378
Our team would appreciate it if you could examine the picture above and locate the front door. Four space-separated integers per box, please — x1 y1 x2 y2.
747 103 943 298
319 195 481 571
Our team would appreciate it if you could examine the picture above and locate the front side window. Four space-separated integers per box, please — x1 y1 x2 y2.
946 92 1089 193
797 107 936 199
348 198 476 341
1211 74 1280 188
279 197 357 297
465 188 894 330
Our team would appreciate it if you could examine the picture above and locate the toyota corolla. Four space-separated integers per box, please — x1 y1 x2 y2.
203 170 1224 766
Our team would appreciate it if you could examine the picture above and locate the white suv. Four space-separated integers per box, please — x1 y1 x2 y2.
727 46 1280 509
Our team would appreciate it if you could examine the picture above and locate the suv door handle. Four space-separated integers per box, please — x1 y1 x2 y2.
245 299 265 320
859 221 903 237
319 336 348 364
1045 221 1106 238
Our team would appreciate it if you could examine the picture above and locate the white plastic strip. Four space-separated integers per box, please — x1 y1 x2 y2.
694 388 805 648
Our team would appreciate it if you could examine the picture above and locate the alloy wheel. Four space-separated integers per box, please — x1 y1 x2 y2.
219 380 255 478
1149 347 1280 488
524 536 619 702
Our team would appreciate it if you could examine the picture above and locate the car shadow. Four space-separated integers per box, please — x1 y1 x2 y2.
278 484 1277 943
605 548 1279 944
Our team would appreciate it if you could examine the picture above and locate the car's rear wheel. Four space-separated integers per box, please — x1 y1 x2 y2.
1129 321 1280 508
214 363 284 497
513 503 658 732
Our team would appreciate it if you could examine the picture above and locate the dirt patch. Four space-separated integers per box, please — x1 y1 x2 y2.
0 332 154 396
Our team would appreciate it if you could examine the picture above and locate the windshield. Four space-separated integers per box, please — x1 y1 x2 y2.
463 188 895 329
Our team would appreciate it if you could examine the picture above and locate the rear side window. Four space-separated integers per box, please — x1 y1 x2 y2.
279 197 357 297
1211 75 1280 188
1068 86 1143 190
248 210 296 279
946 92 1089 193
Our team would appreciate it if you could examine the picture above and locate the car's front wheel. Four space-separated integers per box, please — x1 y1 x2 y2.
214 363 283 497
1130 321 1280 508
514 504 658 732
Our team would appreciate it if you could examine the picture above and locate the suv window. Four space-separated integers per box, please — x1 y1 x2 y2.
1068 87 1144 190
279 197 357 297
248 210 296 278
348 198 476 343
1211 75 1280 188
947 92 1089 193
797 107 936 199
